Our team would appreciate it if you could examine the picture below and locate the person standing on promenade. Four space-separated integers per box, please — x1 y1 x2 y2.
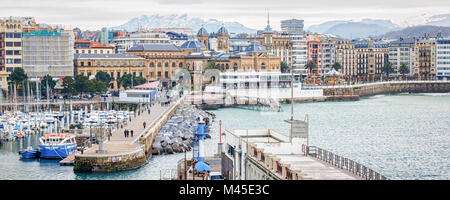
143 121 146 129
148 107 151 114
131 130 134 137
124 129 127 137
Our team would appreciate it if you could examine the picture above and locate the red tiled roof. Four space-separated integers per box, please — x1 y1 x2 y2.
89 41 114 48
74 39 114 49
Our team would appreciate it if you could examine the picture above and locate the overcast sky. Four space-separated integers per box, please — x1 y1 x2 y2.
1 0 449 30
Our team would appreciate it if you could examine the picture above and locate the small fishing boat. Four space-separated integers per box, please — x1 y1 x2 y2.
39 134 77 159
19 146 40 159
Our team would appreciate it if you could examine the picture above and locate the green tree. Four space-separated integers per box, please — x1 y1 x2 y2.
8 68 28 85
118 74 147 89
305 60 317 75
95 71 111 88
74 75 89 95
382 62 394 79
8 68 28 96
399 64 410 80
280 61 289 73
332 62 342 71
61 76 77 96
40 74 56 98
86 79 106 94
206 61 220 70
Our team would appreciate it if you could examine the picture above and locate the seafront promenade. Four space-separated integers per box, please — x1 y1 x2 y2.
73 97 185 172
81 103 167 156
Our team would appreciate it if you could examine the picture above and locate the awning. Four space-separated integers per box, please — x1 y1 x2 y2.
134 81 160 89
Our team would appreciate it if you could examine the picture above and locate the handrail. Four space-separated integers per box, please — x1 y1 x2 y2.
302 144 388 180
301 80 450 90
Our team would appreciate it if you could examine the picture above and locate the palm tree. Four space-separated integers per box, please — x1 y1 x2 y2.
305 60 317 76
398 64 410 80
331 62 342 71
280 61 289 73
381 62 394 81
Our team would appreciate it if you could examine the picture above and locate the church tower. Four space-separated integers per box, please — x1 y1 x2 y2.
197 25 209 50
217 24 229 53
263 10 273 52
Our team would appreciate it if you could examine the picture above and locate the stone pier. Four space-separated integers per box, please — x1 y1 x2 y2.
73 97 185 172
323 81 450 100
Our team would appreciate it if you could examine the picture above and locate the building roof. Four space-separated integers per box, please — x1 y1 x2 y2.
197 26 209 36
74 54 145 59
180 40 206 51
246 41 267 53
217 26 229 35
134 81 159 89
127 43 182 52
75 39 115 49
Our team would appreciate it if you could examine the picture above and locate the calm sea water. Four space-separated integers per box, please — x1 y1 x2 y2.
1 93 449 180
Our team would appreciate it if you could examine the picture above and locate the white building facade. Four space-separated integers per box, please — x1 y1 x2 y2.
290 35 308 76
436 38 450 80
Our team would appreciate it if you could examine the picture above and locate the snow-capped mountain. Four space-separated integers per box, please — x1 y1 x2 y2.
306 19 400 39
111 14 257 34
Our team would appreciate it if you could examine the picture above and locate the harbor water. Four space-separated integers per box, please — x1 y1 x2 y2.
0 93 449 180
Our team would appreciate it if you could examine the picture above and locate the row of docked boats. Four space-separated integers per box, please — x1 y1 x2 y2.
19 133 77 159
1 109 135 159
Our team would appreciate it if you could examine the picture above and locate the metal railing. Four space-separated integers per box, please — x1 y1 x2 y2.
302 80 450 90
302 144 387 180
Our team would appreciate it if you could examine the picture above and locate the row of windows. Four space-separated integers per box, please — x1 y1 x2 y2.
437 62 450 65
437 56 450 59
5 42 21 47
437 51 450 55
5 50 21 55
149 62 183 68
78 60 145 67
437 67 450 70
5 59 21 64
4 33 21 38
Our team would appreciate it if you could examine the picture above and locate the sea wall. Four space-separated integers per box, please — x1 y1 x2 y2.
74 148 146 172
138 98 184 159
323 81 450 100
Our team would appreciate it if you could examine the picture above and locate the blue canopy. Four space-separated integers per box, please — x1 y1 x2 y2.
195 161 212 172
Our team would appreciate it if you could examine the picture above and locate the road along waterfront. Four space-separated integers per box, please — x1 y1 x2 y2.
0 93 448 179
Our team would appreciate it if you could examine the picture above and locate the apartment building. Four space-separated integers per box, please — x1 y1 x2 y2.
436 38 450 80
414 39 437 80
388 38 415 76
0 17 23 90
355 40 389 81
334 40 357 79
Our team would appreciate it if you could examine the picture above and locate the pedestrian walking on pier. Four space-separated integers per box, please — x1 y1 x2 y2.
124 129 127 138
131 130 134 137
143 121 146 129
148 107 151 114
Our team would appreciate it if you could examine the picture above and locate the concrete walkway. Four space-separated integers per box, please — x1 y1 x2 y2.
82 102 175 155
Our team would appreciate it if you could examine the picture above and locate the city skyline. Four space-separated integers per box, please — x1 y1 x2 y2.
1 0 449 30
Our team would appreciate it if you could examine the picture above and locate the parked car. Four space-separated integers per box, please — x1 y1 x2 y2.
101 92 112 97
208 172 224 180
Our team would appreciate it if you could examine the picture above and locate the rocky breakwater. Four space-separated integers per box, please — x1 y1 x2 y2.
151 105 213 155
